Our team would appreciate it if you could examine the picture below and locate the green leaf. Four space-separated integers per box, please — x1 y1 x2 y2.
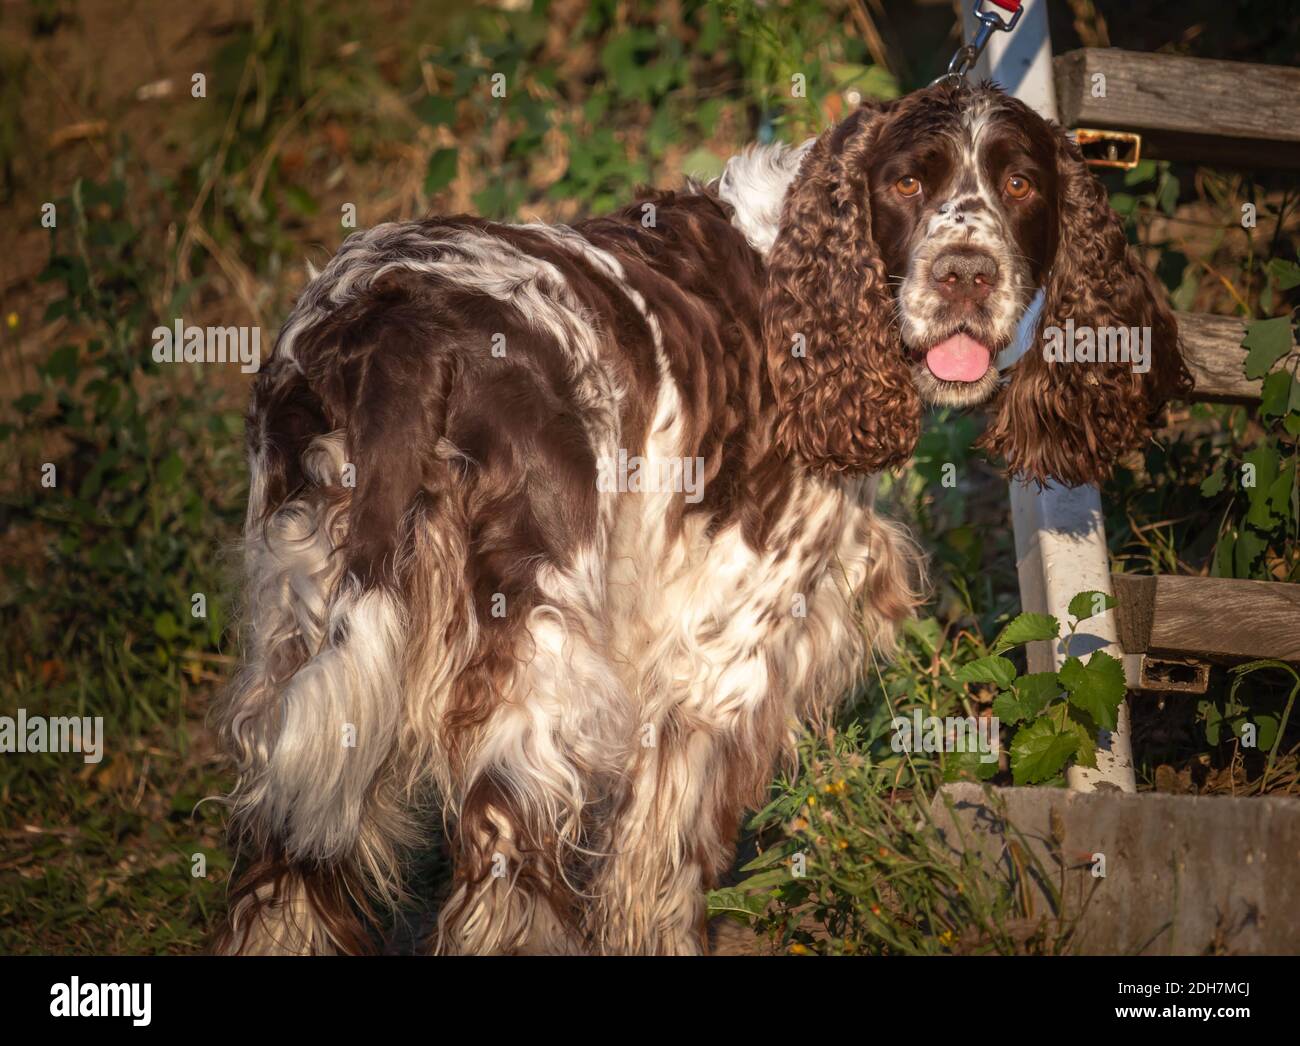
1156 171 1180 216
1198 698 1223 745
1232 714 1280 752
1049 703 1099 770
725 868 790 894
1268 258 1300 291
1243 445 1282 528
1108 192 1136 217
1234 526 1269 576
953 654 1018 688
1260 370 1293 420
706 886 768 921
1060 651 1126 731
1263 464 1295 528
1010 717 1079 785
903 616 942 655
991 612 1059 652
1122 159 1156 186
739 843 794 873
1242 316 1295 380
424 148 459 195
1199 463 1227 497
992 691 1028 725
943 746 1000 782
1015 671 1063 713
993 672 1061 725
1067 590 1116 623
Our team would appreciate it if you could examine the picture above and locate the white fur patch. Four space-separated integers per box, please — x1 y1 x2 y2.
716 140 814 255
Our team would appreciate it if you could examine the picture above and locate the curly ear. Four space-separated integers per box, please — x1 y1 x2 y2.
762 105 921 476
978 127 1192 487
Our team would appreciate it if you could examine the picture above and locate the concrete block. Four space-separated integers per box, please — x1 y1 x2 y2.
930 783 1300 954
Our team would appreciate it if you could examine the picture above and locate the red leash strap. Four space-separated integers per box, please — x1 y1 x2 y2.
987 0 1022 12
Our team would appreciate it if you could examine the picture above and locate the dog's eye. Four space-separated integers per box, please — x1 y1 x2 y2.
1004 174 1032 199
895 175 921 198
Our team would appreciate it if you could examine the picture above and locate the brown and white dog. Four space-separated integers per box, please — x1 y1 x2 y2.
215 81 1189 954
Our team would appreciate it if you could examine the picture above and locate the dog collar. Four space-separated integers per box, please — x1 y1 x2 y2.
996 288 1045 372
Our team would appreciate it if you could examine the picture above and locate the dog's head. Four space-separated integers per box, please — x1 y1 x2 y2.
760 81 1191 486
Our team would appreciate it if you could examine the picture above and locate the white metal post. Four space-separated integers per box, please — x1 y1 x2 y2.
966 0 1136 792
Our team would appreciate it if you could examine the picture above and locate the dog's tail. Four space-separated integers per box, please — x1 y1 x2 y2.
218 307 461 952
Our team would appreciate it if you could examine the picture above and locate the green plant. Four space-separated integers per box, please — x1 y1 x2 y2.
1197 304 1300 582
948 591 1126 786
710 732 1095 955
1197 659 1300 793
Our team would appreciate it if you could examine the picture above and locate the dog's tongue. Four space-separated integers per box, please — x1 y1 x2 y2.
926 333 992 382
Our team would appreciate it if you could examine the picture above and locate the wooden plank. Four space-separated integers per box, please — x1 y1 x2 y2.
1176 312 1300 404
1113 574 1300 663
1055 48 1300 169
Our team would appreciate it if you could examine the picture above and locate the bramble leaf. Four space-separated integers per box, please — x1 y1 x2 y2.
1060 651 1126 731
1242 316 1295 380
954 655 1018 688
1067 590 1116 623
1010 718 1078 785
992 612 1059 653
1049 703 1098 770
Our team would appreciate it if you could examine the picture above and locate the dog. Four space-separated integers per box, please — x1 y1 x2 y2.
214 80 1190 954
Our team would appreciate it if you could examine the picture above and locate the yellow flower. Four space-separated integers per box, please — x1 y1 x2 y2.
806 795 817 807
5 311 17 330
789 943 812 955
939 930 955 947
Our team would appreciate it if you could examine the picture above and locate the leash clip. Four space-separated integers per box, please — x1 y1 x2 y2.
933 0 1024 87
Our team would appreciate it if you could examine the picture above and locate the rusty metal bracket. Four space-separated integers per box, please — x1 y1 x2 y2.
1136 655 1211 694
1074 128 1143 169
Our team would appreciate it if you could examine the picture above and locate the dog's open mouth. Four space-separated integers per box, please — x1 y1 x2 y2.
908 327 1004 407
924 331 992 383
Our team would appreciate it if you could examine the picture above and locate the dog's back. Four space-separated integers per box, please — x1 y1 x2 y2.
217 168 923 954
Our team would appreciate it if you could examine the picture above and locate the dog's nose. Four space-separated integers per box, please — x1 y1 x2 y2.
931 249 997 305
